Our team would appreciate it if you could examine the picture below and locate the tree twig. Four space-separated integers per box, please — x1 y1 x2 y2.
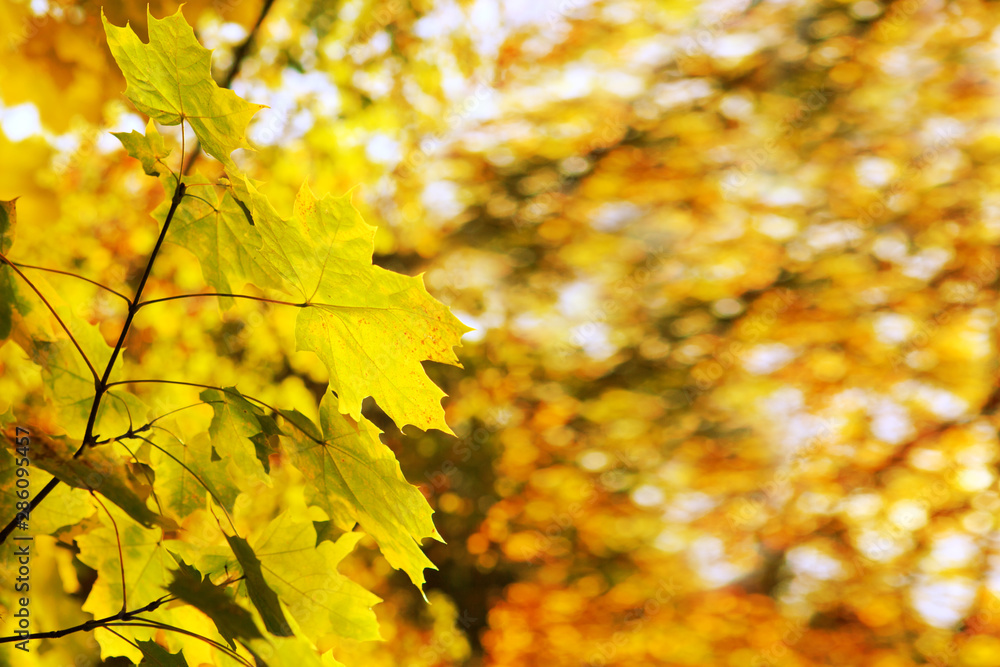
0 595 172 644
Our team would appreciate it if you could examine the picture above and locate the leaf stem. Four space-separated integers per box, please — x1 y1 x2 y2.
136 293 306 309
11 261 131 304
88 491 128 614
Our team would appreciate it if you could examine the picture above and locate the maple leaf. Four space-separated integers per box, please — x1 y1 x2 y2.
281 394 442 592
137 640 190 667
163 175 281 307
224 531 294 638
0 445 94 534
200 388 271 487
0 198 14 254
77 505 228 662
166 557 262 647
29 431 169 530
113 119 171 177
102 7 265 169
151 431 239 520
246 181 471 433
247 511 381 642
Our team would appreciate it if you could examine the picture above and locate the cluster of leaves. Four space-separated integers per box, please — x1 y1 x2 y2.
0 7 467 666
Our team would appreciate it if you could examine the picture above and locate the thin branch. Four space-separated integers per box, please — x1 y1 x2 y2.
0 594 172 644
90 400 221 446
0 478 58 544
157 156 181 193
149 399 222 425
224 0 276 88
11 261 131 304
0 0 283 654
83 179 189 448
0 253 99 380
136 293 306 309
106 389 136 432
182 192 219 209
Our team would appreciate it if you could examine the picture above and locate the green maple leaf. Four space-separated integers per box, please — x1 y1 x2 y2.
113 119 171 176
246 181 470 433
102 7 265 169
137 640 189 667
282 394 442 592
163 175 280 307
38 319 139 440
245 636 335 667
201 388 272 487
249 510 381 642
29 432 168 530
0 198 14 254
76 505 177 629
0 445 94 535
224 531 294 638
151 431 239 520
77 505 227 659
166 557 262 647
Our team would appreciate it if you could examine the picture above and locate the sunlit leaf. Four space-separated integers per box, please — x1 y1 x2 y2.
113 119 170 177
102 7 264 169
247 181 470 433
282 394 441 592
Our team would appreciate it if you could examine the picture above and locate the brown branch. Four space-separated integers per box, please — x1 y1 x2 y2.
0 595 172 644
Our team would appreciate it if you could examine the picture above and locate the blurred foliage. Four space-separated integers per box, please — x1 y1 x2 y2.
4 0 1000 665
